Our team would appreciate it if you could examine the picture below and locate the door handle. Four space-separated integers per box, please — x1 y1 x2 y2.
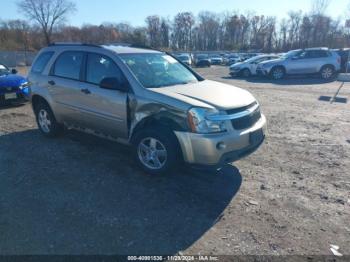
81 88 91 94
48 80 55 86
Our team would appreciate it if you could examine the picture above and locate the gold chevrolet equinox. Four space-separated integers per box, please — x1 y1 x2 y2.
29 43 266 175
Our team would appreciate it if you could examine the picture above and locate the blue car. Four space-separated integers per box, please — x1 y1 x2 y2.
0 63 30 105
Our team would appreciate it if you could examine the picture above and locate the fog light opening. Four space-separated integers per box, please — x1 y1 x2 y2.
216 142 226 150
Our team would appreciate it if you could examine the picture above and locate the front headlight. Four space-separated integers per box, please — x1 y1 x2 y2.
19 82 31 95
19 82 29 89
230 67 240 72
187 107 227 134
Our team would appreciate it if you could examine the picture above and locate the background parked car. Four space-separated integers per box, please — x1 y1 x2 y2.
225 54 242 66
333 48 350 73
209 54 223 65
229 54 280 77
194 54 211 67
256 48 341 80
176 53 192 66
0 63 30 105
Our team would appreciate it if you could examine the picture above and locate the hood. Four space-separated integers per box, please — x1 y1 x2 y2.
149 80 256 110
0 74 27 88
230 61 244 68
259 58 284 66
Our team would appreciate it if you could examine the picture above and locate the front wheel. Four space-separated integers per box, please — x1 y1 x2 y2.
34 102 63 137
132 128 180 175
320 66 335 80
241 68 251 77
270 66 285 80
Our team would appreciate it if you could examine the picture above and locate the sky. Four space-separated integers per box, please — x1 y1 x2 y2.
0 0 348 27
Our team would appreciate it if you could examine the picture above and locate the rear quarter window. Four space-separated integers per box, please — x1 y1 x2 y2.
31 51 54 74
52 51 84 80
315 50 329 58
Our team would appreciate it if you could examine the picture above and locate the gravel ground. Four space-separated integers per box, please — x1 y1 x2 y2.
0 66 349 256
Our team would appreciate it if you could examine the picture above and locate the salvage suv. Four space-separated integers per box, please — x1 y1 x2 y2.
257 48 341 80
29 43 266 175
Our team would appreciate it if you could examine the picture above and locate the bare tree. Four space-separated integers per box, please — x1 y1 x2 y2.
160 18 170 48
145 15 162 48
196 12 220 50
287 11 302 49
17 0 76 45
1 3 349 52
311 0 331 16
172 12 195 50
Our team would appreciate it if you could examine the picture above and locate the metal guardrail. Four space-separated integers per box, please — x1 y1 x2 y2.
0 51 37 67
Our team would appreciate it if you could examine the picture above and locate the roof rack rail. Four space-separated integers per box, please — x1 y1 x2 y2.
104 42 157 50
129 44 156 50
104 42 132 47
48 42 101 48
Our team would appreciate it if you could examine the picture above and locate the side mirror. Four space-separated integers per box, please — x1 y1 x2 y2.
99 77 128 92
11 69 18 74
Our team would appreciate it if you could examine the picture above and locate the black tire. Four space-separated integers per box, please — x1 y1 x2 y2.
320 65 335 80
34 102 63 137
132 128 180 175
270 66 285 80
241 68 251 77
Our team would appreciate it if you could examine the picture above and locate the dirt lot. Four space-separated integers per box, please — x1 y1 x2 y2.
0 66 349 256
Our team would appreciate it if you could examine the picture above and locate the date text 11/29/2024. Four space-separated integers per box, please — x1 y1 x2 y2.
127 255 219 261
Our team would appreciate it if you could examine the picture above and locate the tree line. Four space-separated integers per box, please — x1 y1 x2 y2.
0 0 349 52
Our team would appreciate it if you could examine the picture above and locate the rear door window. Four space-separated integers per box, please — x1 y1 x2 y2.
52 51 84 80
31 51 54 74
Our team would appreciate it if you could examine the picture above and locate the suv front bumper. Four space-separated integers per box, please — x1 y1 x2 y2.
174 114 266 167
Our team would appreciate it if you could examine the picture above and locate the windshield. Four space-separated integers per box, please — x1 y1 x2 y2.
0 65 10 76
282 50 302 59
120 53 198 88
177 55 190 60
244 56 263 63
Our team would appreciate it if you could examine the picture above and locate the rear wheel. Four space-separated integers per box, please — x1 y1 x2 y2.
270 66 285 80
320 65 335 80
34 102 63 137
132 128 180 175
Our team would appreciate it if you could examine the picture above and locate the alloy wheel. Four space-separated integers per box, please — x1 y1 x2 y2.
272 68 284 79
137 137 167 170
321 67 333 79
38 109 51 133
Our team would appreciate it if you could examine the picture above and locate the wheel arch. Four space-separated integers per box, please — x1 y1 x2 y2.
31 94 60 122
240 67 251 74
130 115 185 143
31 94 50 112
320 64 335 71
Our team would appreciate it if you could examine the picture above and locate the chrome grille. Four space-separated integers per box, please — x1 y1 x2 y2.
227 102 261 130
